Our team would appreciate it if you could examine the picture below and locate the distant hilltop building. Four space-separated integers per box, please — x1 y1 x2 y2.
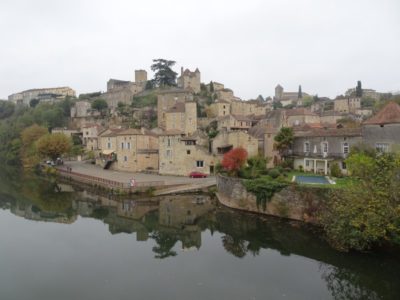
274 84 309 107
102 69 148 108
177 67 201 93
8 87 76 106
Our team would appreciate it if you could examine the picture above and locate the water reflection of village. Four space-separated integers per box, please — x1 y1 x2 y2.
1 177 399 299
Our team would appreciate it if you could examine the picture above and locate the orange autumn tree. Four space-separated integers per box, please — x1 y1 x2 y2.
221 147 248 177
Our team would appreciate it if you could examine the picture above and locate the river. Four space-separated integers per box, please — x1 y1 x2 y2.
0 169 398 300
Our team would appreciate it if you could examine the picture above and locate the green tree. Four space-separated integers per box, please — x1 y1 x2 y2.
36 133 72 160
321 152 400 251
0 100 15 119
356 81 362 97
274 127 294 158
29 98 40 108
273 101 283 110
150 59 178 87
209 81 214 92
145 80 155 90
91 98 108 111
298 85 302 99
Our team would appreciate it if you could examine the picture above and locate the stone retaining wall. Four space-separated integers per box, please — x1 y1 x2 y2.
216 175 330 223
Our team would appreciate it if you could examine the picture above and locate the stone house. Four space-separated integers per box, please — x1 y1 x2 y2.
177 67 201 93
284 108 320 127
291 128 362 175
263 126 280 168
274 84 309 106
320 111 345 124
163 101 197 135
158 131 216 176
211 130 259 158
209 100 230 117
98 128 159 172
333 97 361 114
157 89 193 128
230 100 268 116
217 114 252 131
362 101 400 153
81 124 103 151
71 101 91 118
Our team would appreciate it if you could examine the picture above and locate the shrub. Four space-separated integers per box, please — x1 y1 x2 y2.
330 162 342 178
298 165 304 172
269 169 280 179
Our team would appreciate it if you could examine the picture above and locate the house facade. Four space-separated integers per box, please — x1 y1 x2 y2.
291 128 362 175
362 101 400 153
158 132 216 176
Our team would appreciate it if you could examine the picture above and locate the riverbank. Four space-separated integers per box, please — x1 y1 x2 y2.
216 174 330 223
56 161 216 195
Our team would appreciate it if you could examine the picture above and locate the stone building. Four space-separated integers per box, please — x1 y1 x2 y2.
98 128 158 172
158 131 216 176
134 70 147 83
291 128 362 175
284 108 320 127
362 101 400 153
333 97 361 114
209 100 230 117
320 111 345 124
263 126 280 168
102 69 148 108
206 81 225 92
70 101 100 118
163 102 197 135
157 89 197 132
177 67 201 93
81 124 103 151
211 130 259 158
274 84 309 106
216 88 236 102
9 87 76 106
230 100 268 116
217 114 252 131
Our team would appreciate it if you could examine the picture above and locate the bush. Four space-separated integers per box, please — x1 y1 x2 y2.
330 162 342 178
298 165 304 172
269 169 280 179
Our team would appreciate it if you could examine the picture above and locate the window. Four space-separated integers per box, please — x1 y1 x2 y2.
196 160 204 168
304 142 310 153
343 142 349 154
167 138 171 147
166 150 171 157
107 142 111 149
322 142 328 153
305 160 310 167
124 156 128 162
127 142 131 150
187 150 191 155
341 162 347 170
376 143 389 153
121 142 124 149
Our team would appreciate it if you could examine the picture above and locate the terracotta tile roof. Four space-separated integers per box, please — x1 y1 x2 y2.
363 101 400 125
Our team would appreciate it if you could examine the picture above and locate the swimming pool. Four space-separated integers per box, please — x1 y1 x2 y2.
294 175 330 184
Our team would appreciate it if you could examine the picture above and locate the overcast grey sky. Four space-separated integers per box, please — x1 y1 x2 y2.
0 0 399 100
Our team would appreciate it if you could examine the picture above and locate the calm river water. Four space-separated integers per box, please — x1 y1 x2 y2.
0 169 399 300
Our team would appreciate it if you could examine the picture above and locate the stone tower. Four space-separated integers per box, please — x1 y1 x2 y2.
275 84 283 99
135 70 147 83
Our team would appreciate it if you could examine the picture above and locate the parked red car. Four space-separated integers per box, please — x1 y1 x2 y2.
189 171 208 178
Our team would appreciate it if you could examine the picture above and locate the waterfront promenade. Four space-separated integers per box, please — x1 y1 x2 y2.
58 161 216 192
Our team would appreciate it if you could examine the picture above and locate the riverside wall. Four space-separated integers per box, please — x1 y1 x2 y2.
216 175 330 223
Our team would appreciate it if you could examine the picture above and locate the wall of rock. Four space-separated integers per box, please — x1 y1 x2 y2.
216 175 330 223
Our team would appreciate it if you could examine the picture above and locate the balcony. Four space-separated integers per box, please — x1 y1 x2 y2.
290 151 349 159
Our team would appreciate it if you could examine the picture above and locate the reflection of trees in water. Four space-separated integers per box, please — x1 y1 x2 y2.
221 235 248 258
320 264 380 300
150 231 178 259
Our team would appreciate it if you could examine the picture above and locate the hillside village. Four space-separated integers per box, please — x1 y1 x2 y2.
7 60 400 177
